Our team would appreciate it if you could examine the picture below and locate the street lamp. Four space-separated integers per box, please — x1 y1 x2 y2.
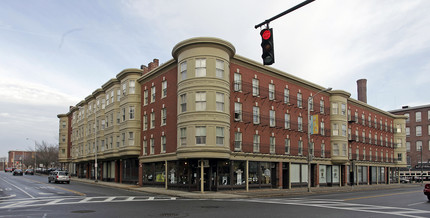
307 87 332 192
26 138 37 170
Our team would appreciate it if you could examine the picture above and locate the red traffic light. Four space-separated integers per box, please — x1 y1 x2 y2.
261 29 271 40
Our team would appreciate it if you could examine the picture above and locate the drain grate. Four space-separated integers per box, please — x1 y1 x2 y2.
71 210 95 214
160 213 179 217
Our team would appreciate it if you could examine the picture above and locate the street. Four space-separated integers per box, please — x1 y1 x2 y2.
1 171 429 218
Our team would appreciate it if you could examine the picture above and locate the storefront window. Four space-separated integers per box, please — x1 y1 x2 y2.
333 165 340 183
249 162 259 184
168 163 177 184
177 161 189 185
218 161 230 186
142 163 154 183
233 161 245 185
155 162 165 183
260 163 271 184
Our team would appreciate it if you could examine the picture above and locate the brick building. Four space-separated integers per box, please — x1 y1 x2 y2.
58 37 407 191
390 105 430 169
7 150 35 169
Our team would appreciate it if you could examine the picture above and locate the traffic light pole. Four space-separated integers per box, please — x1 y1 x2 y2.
254 0 315 29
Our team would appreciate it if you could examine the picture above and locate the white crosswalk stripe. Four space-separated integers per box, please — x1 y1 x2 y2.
227 198 430 218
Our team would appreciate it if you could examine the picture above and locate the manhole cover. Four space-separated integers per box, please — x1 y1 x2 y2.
71 210 95 214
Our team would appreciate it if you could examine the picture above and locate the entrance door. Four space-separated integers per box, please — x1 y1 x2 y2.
282 168 289 189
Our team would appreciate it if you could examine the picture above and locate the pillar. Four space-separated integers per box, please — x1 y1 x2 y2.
246 160 249 192
138 162 143 186
278 161 283 189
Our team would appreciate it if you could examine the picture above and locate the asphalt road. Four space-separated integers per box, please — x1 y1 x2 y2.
1 171 429 218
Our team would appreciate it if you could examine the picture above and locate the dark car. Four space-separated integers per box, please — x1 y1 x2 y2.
13 169 23 176
424 183 430 201
25 169 34 175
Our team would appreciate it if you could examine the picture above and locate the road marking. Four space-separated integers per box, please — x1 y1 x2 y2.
38 192 53 195
0 194 16 199
79 197 93 203
46 199 63 205
126 197 135 201
23 177 86 196
148 197 155 200
408 202 426 206
0 177 35 199
104 197 116 202
343 191 422 201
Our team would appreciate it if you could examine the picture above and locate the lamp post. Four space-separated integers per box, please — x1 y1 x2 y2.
26 138 37 170
307 87 332 192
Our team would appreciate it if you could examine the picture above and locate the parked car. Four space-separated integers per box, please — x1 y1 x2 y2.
48 171 70 184
400 177 410 183
5 167 13 172
25 169 34 175
424 183 430 201
13 169 23 176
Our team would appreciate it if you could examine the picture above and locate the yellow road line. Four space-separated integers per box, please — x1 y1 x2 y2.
343 190 421 201
23 177 86 196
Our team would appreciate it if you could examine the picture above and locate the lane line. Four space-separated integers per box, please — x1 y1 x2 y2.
0 177 35 199
408 202 426 206
343 191 422 201
104 197 116 202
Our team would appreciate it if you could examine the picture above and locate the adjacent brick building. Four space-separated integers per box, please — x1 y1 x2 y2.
58 37 407 191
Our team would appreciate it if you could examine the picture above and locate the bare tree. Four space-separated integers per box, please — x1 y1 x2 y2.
36 141 59 169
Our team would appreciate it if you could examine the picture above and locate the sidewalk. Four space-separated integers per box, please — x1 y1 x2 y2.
71 177 423 199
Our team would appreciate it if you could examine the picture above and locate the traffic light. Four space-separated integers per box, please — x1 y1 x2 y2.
260 28 274 65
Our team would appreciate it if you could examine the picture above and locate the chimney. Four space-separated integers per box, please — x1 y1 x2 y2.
357 79 367 103
141 59 160 75
141 65 148 74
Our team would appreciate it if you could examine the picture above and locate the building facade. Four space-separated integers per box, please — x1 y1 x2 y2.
7 150 36 169
390 105 430 170
58 37 407 191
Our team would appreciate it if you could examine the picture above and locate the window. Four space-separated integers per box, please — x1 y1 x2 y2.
284 113 290 129
144 90 149 105
416 126 422 136
320 121 325 136
161 135 166 153
341 124 346 136
269 84 275 100
428 124 430 135
143 139 147 155
117 89 121 101
368 115 372 127
298 140 303 155
143 114 148 131
180 94 187 112
122 83 127 96
122 108 126 121
150 112 155 129
162 81 167 98
234 102 242 121
416 111 422 122
252 78 259 96
397 153 402 162
285 138 290 154
298 116 303 131
309 98 314 111
320 100 324 114
363 148 366 160
284 88 289 104
332 124 338 136
106 93 109 106
216 93 224 112
417 141 422 151
310 142 314 156
369 133 372 144
321 143 325 157
195 92 206 111
332 103 338 114
117 112 120 124
406 141 410 152
151 86 156 103
150 138 154 154
196 126 206 145
234 132 242 151
180 128 186 146
180 61 187 80
111 90 114 103
396 139 402 148
270 110 276 127
396 124 402 133
253 106 260 124
129 106 135 120
195 58 206 77
129 80 135 94
128 132 134 146
362 114 365 126
101 120 105 129
234 73 241 91
342 144 347 157
161 108 167 126
374 117 377 129
297 92 302 108
216 127 224 146
253 134 260 152
216 60 224 78
270 136 275 153
406 127 410 136
341 103 346 116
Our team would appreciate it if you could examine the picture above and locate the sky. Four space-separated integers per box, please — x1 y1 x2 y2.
1 0 429 158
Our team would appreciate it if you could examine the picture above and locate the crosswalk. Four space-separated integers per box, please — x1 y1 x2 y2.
0 196 177 209
227 198 430 218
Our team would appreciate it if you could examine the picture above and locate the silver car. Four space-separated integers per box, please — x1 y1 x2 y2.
48 171 70 184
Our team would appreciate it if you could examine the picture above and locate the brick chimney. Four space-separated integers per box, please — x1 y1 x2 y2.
141 59 160 75
357 79 367 103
